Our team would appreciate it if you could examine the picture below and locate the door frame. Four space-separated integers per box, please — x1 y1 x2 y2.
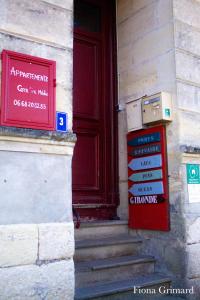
72 0 119 220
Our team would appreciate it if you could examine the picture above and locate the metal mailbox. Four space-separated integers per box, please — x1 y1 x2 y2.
1 50 56 130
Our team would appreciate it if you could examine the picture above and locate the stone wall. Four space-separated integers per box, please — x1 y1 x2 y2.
173 0 200 298
117 0 187 290
0 0 75 299
0 223 74 299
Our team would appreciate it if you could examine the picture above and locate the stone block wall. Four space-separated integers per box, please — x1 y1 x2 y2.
0 223 74 299
117 0 187 289
0 0 75 299
117 0 200 297
174 0 200 297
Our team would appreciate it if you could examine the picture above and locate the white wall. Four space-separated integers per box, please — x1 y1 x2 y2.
174 0 200 297
0 0 75 298
117 0 187 289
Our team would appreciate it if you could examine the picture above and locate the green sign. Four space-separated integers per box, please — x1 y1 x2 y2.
165 108 171 117
187 164 200 184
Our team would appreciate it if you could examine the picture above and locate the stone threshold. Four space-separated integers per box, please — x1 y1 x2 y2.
0 126 76 142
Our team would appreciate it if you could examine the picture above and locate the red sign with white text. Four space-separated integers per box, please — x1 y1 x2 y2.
127 125 170 231
1 50 56 130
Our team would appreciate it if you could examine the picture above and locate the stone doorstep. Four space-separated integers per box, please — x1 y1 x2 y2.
75 234 143 262
75 254 156 288
75 255 155 272
75 220 129 240
74 273 171 300
78 220 128 228
75 235 142 249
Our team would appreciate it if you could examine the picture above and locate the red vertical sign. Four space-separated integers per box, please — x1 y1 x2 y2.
127 125 170 231
1 50 56 130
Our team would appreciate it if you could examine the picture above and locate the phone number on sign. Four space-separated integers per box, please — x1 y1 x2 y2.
13 99 47 110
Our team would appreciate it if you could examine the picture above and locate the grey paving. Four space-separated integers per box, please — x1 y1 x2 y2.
75 235 142 249
76 255 155 272
75 273 171 299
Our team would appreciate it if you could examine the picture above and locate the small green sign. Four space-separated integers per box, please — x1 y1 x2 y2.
165 108 171 117
187 164 200 184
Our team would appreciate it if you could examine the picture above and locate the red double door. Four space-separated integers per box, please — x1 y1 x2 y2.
72 0 118 220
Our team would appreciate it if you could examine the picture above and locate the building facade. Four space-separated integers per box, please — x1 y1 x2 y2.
0 0 200 299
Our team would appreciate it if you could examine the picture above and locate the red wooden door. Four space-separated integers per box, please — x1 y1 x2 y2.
72 0 118 220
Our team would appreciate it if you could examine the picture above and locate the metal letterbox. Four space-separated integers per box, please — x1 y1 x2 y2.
142 92 172 125
126 98 143 132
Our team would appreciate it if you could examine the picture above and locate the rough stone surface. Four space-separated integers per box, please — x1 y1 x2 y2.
0 126 76 142
0 151 72 224
175 20 200 57
0 260 74 300
41 0 73 10
0 224 38 267
177 81 200 113
117 0 179 275
118 0 200 296
0 0 73 48
39 222 74 261
187 243 200 278
0 0 74 298
187 217 200 244
173 0 200 29
118 182 128 220
173 1 200 295
187 278 200 300
176 50 200 85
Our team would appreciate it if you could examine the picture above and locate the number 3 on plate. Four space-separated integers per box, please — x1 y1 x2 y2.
59 117 64 126
56 112 67 132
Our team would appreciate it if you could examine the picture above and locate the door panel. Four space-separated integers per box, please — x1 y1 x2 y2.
73 38 100 119
73 0 118 220
73 132 100 190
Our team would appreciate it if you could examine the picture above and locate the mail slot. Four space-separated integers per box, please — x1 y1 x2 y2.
1 50 56 130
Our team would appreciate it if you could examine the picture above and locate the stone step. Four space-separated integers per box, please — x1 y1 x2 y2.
75 235 142 262
75 254 155 287
75 220 128 240
75 273 171 300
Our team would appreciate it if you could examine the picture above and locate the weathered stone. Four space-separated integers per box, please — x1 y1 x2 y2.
176 50 200 85
177 81 200 112
156 0 173 26
41 0 73 11
187 217 200 244
0 152 72 225
117 0 155 24
39 222 74 261
0 260 74 299
175 20 200 57
187 243 200 278
0 224 38 267
0 32 73 89
164 242 186 276
0 0 73 48
118 182 128 219
186 278 200 300
131 23 174 67
179 111 200 145
0 125 76 142
117 1 157 48
173 0 200 30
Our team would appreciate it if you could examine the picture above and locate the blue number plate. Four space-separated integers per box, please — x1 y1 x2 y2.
56 112 68 132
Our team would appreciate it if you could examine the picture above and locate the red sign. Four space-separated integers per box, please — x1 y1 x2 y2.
1 50 56 130
127 125 170 231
